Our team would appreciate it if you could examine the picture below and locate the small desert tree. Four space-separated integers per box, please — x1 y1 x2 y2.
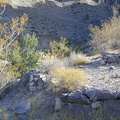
0 14 28 75
6 33 39 78
49 36 71 58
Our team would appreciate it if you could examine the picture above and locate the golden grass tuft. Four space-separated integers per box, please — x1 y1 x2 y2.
0 0 9 5
68 53 89 66
73 56 89 66
51 67 87 90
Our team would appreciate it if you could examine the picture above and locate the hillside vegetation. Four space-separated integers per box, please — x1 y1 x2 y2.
0 0 120 120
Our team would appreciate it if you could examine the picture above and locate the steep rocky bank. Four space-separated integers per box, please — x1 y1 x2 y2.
0 53 120 120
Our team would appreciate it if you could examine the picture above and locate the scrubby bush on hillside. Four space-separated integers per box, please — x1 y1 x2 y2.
89 16 120 52
0 14 28 76
7 33 39 78
49 36 71 58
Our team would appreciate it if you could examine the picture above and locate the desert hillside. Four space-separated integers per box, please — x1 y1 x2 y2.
0 0 120 120
1 0 114 48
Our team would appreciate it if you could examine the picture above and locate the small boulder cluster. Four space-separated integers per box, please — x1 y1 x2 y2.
100 52 120 65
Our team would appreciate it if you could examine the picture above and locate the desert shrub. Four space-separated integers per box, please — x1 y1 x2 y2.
49 36 71 58
7 33 39 78
66 53 89 66
0 14 28 78
89 16 120 52
0 0 9 5
51 67 86 90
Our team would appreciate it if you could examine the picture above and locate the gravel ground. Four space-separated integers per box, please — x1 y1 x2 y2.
82 56 120 92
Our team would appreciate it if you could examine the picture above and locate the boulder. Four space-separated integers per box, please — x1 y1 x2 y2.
109 66 115 70
29 86 38 92
54 97 62 111
61 91 90 104
83 88 116 101
91 101 101 109
20 72 32 87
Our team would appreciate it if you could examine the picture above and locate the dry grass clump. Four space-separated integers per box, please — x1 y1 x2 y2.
51 67 87 90
0 0 9 5
67 53 89 66
40 55 67 71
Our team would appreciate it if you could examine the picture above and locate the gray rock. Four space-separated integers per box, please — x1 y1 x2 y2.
115 91 120 99
29 82 35 86
33 77 39 81
83 88 116 101
29 75 33 82
37 80 44 89
18 115 29 120
54 97 62 111
91 101 101 109
8 101 31 115
103 100 120 117
40 74 46 79
29 86 38 92
79 65 84 68
0 83 11 99
107 57 116 63
65 103 92 118
109 66 115 70
61 91 90 104
100 60 106 65
14 102 31 115
20 72 31 87
11 79 21 87
33 73 41 78
42 78 49 83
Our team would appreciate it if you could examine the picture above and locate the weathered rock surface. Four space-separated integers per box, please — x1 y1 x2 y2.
18 115 29 120
0 66 120 119
82 88 116 101
8 101 31 115
101 52 120 64
61 91 90 104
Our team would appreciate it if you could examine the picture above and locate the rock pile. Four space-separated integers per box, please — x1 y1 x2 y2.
19 69 50 92
0 68 120 119
100 52 120 65
61 88 120 117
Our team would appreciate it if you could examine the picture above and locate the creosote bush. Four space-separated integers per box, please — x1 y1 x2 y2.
51 67 87 90
89 16 120 52
0 14 28 80
7 33 39 78
49 36 71 58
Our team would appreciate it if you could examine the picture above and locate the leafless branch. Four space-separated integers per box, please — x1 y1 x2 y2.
0 5 6 16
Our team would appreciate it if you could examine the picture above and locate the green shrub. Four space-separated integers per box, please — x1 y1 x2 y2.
49 36 71 58
89 16 120 52
7 33 39 78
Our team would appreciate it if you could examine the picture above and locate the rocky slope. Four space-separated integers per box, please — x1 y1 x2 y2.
0 53 120 120
1 0 114 49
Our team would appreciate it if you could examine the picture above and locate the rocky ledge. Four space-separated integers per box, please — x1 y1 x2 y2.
0 66 120 119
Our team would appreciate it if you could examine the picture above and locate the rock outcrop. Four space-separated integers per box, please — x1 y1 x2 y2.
100 52 120 65
0 67 120 119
